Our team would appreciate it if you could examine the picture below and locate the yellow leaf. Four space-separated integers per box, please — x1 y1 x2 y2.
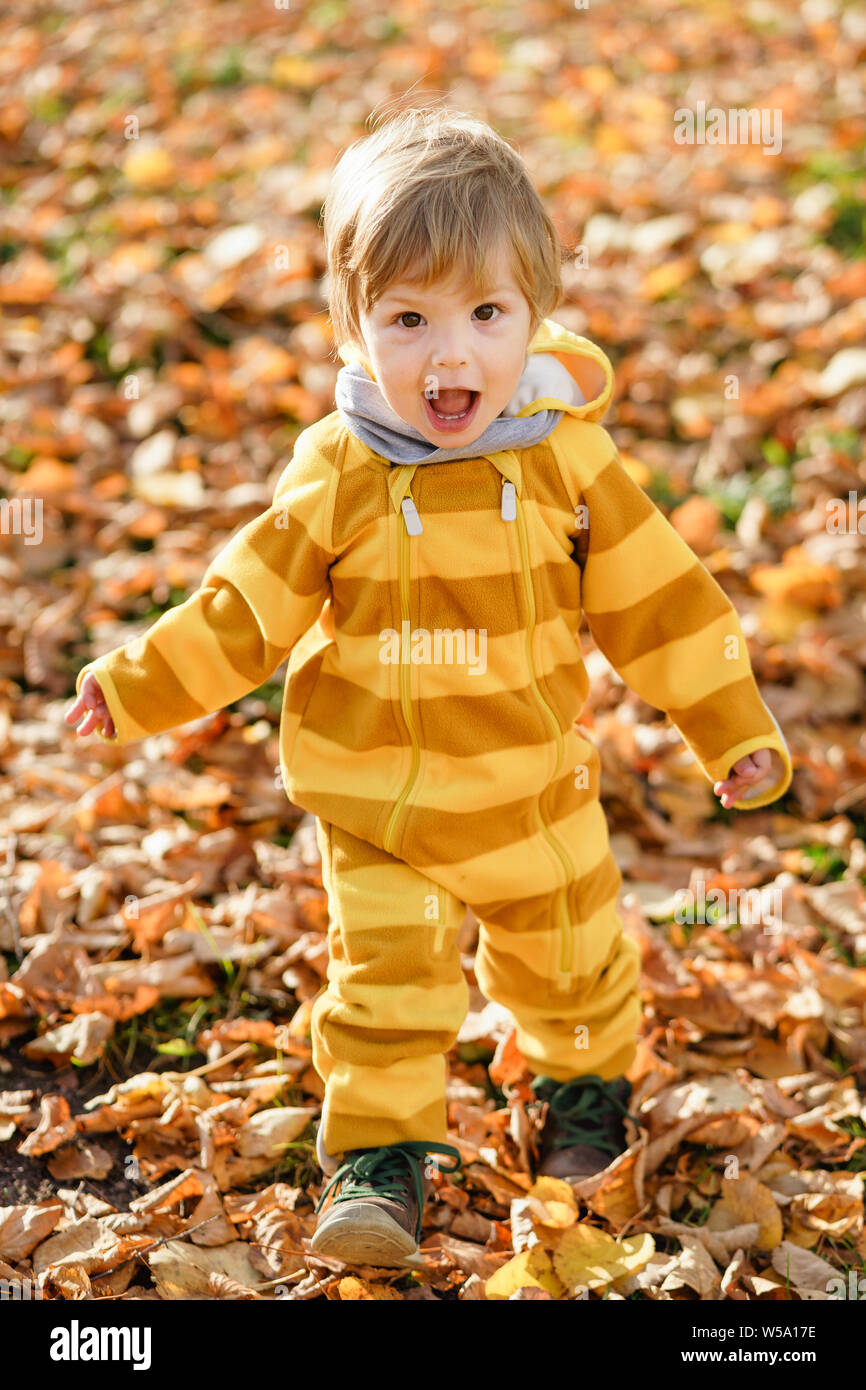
755 598 816 643
484 1246 565 1301
721 1175 783 1251
271 56 320 89
639 255 698 301
338 1276 375 1300
337 1276 402 1301
552 1223 655 1293
580 66 617 95
785 1219 821 1250
529 1176 578 1210
122 147 176 191
529 1198 578 1231
527 1176 578 1229
596 124 632 156
707 221 756 244
750 553 842 608
538 99 579 134
591 1153 644 1226
617 451 652 487
464 44 501 79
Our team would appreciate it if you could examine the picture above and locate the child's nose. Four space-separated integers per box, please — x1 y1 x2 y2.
431 336 469 372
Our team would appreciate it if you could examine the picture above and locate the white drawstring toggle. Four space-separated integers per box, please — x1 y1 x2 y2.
501 480 517 522
401 497 423 535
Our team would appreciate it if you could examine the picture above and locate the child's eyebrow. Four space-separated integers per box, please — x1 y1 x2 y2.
379 284 514 304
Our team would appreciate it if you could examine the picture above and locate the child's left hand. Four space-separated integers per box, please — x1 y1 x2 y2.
713 748 775 808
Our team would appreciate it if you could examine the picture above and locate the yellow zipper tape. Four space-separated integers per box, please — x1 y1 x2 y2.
511 474 576 987
384 473 421 854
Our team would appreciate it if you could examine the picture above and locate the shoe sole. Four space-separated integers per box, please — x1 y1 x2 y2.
310 1200 420 1269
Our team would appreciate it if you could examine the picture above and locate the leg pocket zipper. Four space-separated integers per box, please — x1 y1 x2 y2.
426 880 450 957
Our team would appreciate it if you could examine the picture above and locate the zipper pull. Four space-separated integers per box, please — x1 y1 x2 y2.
501 480 517 522
401 496 423 535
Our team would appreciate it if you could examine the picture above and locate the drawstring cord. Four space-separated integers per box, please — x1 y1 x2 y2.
390 455 522 535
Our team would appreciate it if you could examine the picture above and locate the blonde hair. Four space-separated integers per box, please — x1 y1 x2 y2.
321 104 570 356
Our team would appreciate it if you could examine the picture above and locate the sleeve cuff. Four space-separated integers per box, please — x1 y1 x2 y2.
75 661 124 745
698 699 793 811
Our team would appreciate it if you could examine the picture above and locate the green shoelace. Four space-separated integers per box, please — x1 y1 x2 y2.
315 1139 463 1245
531 1074 638 1157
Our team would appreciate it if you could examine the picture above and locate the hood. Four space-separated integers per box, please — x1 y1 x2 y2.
334 317 615 465
502 316 614 423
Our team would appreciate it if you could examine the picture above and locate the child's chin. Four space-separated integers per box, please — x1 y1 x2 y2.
423 424 485 446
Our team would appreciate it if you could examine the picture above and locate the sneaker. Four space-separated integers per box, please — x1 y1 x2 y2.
311 1139 463 1268
529 1073 636 1181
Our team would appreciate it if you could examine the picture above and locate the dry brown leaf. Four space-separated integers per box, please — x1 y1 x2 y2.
235 1107 316 1157
719 1175 783 1251
17 1094 77 1156
0 1200 64 1261
22 1011 115 1066
770 1240 841 1300
46 1141 115 1181
659 1236 721 1298
147 1239 262 1300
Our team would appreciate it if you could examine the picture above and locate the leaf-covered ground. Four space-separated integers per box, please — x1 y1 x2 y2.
1 0 865 1301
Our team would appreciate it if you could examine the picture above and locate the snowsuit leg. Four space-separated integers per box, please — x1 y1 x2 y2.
462 783 642 1083
311 818 469 1163
469 883 642 1083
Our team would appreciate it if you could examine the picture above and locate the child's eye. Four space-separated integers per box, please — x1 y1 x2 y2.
474 302 503 322
392 303 504 328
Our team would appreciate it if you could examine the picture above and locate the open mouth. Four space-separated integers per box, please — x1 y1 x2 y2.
423 388 481 433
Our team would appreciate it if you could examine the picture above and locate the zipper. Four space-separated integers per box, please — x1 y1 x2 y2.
384 458 576 989
383 471 422 854
505 466 577 990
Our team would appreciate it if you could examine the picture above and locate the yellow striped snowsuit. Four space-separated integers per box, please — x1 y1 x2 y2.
76 318 793 1163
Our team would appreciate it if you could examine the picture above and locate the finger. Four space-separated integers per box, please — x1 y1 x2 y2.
75 708 98 736
80 674 106 706
714 778 741 795
65 695 85 722
736 761 761 780
67 688 107 722
714 779 743 807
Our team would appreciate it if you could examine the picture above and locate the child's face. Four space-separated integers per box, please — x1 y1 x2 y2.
356 244 534 445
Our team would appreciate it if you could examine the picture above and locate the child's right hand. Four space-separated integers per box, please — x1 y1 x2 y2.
65 673 116 739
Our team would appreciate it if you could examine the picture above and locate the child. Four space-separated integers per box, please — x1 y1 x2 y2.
66 106 793 1269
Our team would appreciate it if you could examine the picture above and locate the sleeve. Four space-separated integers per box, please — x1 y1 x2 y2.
74 431 337 746
561 422 793 811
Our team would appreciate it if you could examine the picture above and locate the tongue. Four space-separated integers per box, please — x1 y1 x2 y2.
432 388 473 415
